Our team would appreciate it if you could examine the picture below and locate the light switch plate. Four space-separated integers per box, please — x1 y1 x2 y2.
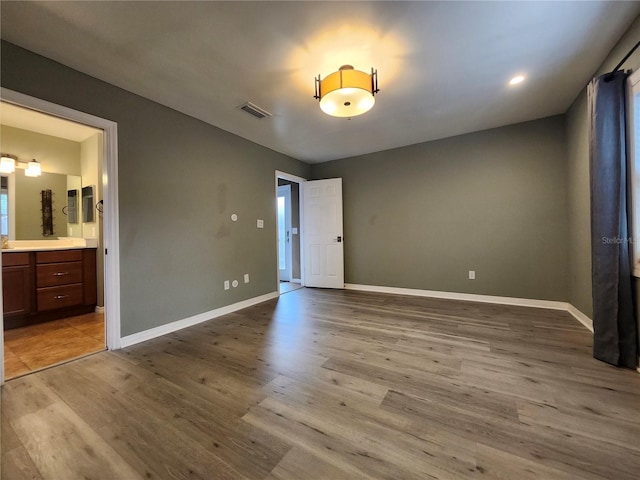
244 273 250 283
469 270 476 280
257 219 264 228
224 280 230 290
292 227 298 234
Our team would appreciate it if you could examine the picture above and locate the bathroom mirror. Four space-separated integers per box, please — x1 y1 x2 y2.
3 172 84 240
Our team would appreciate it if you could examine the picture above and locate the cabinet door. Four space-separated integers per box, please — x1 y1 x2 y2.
2 265 32 316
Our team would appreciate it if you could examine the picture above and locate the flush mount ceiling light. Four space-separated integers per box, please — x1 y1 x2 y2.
0 153 16 173
509 75 525 86
314 65 379 118
25 159 42 177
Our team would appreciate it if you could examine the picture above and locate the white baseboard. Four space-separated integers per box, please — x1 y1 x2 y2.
291 278 302 284
345 283 568 310
566 304 594 332
95 306 105 314
120 291 279 348
344 283 594 332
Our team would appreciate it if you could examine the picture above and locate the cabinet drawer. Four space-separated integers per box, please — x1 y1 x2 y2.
37 284 83 311
37 262 83 287
36 249 83 264
2 252 30 267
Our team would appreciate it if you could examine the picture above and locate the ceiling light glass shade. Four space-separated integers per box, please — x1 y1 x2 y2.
315 65 379 118
0 154 16 173
25 159 41 177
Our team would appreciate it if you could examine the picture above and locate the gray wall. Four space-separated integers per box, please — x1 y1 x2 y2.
1 41 310 336
565 17 640 346
311 116 569 301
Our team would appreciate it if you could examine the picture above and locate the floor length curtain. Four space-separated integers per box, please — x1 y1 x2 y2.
588 70 637 368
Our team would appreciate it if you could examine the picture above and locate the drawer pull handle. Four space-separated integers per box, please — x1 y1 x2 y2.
54 295 69 300
52 272 69 276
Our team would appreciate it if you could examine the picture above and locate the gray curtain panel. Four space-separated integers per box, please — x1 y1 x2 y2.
588 70 637 368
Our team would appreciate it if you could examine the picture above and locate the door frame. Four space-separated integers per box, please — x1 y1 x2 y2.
0 88 121 384
275 171 306 290
277 184 292 282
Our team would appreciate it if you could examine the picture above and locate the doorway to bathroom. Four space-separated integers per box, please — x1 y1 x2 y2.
0 88 121 384
1 103 105 380
276 171 304 295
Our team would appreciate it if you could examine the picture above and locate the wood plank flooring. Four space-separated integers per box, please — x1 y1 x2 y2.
3 312 105 380
2 288 639 479
279 281 303 294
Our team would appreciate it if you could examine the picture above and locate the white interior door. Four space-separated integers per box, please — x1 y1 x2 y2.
303 178 344 288
277 184 292 282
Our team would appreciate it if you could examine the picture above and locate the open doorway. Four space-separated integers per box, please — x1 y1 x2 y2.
0 88 120 385
276 172 304 295
1 102 105 379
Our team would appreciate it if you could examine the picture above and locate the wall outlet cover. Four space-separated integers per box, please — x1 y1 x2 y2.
257 219 264 228
469 270 476 280
224 280 230 290
244 273 250 283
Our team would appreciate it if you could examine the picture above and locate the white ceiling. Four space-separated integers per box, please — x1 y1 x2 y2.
0 102 101 143
1 1 638 163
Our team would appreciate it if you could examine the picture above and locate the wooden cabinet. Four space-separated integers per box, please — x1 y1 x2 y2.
2 248 97 329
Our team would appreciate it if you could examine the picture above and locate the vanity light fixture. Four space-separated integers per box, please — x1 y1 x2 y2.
0 154 42 177
25 159 42 177
0 153 16 173
314 65 379 118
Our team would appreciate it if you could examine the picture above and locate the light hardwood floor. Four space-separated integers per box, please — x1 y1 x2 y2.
279 281 303 294
2 288 639 479
3 312 105 380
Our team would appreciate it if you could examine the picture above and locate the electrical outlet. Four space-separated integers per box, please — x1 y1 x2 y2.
244 273 250 283
257 219 264 228
469 270 476 280
224 280 230 290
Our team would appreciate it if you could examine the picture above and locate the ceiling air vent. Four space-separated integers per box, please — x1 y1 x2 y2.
238 102 272 119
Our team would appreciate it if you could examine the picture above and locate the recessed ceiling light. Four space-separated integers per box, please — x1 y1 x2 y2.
509 75 525 86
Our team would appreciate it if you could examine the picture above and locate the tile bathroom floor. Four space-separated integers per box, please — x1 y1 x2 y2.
3 311 105 380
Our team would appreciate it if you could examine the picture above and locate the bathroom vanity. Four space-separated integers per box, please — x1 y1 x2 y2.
2 240 97 330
